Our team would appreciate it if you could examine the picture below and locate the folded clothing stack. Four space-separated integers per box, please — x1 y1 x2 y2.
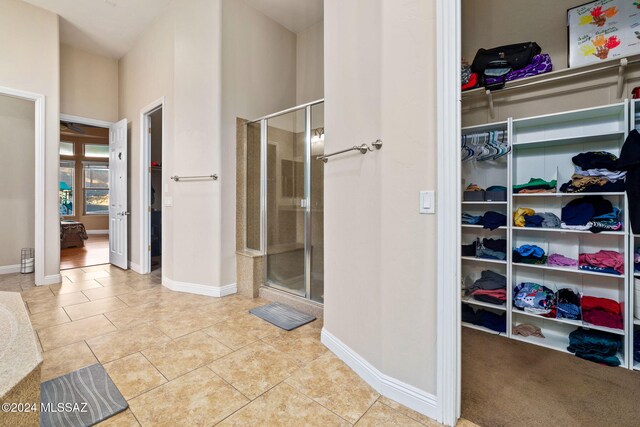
512 244 547 264
467 270 507 305
513 208 560 228
513 282 556 315
547 253 578 268
567 328 622 367
560 152 626 193
581 296 623 329
461 304 506 333
579 250 624 276
556 288 581 320
477 238 507 260
512 323 545 338
461 211 506 230
513 178 557 194
560 196 621 233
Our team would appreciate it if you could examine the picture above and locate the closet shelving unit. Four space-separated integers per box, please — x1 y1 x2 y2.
631 100 640 370
461 121 511 336
462 101 635 369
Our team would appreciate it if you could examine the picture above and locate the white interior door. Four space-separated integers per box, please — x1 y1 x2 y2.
109 119 128 269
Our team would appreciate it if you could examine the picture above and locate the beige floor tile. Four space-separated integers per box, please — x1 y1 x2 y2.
203 313 280 350
261 332 329 364
128 367 248 426
41 341 98 381
28 307 71 331
117 288 175 307
86 323 171 363
286 353 380 424
38 315 117 351
142 331 232 380
378 396 441 426
455 419 481 427
355 401 424 426
26 292 90 314
95 409 141 427
80 264 113 274
103 353 167 400
218 382 349 426
63 297 128 320
64 270 112 282
209 340 301 399
153 309 229 339
0 282 23 292
95 275 156 287
20 286 55 301
104 302 174 330
82 284 136 301
50 280 103 295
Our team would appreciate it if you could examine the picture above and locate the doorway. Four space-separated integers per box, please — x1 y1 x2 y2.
140 100 164 276
255 101 324 303
59 120 111 269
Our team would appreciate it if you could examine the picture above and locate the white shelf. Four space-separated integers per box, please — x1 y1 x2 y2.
511 331 571 355
462 296 506 311
461 256 507 265
461 224 507 230
514 309 624 336
513 262 624 279
512 131 626 149
462 322 504 335
462 201 508 205
634 318 640 326
512 227 624 236
513 192 625 197
634 362 640 371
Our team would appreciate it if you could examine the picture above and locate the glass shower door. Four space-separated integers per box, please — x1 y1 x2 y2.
265 109 307 296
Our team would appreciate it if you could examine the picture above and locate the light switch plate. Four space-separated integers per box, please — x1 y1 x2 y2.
420 191 435 214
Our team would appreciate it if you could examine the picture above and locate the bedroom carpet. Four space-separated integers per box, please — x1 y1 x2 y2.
462 327 640 427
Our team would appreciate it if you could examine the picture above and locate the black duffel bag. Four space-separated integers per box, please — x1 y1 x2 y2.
471 42 541 74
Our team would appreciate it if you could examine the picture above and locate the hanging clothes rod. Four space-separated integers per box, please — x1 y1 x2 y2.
170 174 218 182
317 139 382 163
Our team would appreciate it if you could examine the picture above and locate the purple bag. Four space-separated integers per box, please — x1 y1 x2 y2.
484 54 552 87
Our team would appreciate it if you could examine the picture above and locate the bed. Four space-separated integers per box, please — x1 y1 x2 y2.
60 221 89 249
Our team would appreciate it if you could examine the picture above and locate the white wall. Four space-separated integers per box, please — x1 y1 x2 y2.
462 0 578 72
60 44 119 122
323 0 437 401
118 4 175 276
0 95 35 268
0 0 60 279
296 20 324 104
220 0 298 285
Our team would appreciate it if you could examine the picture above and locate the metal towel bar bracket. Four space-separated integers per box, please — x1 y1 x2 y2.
170 174 218 182
317 139 382 163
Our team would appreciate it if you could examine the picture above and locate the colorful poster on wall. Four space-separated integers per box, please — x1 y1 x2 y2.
568 0 640 68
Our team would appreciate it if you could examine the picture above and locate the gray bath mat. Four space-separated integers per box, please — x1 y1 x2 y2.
40 363 128 427
250 302 316 331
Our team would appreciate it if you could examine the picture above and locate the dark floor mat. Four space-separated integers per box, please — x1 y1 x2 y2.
250 302 316 331
40 363 128 427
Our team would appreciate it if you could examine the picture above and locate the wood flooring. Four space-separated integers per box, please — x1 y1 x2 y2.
60 234 109 270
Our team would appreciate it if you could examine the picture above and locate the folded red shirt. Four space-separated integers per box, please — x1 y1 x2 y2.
462 73 478 91
581 296 621 315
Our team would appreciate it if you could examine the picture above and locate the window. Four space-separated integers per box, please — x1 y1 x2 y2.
59 141 74 156
59 160 75 216
83 162 109 215
84 144 109 158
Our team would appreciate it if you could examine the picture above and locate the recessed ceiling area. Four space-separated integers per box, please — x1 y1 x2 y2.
22 0 172 58
243 0 323 34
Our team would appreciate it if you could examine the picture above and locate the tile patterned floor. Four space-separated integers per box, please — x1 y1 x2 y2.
0 265 477 427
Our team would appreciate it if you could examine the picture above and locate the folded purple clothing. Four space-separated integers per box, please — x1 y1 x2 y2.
484 54 552 85
547 253 578 267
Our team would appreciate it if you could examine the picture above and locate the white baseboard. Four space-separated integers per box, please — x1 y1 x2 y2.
43 274 62 286
162 276 237 298
0 264 21 275
128 261 143 274
321 328 439 422
86 230 109 235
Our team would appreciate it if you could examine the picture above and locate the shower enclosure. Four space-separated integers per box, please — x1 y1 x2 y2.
246 100 324 303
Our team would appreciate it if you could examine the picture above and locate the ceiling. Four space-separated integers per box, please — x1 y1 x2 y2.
244 0 323 34
22 0 172 58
